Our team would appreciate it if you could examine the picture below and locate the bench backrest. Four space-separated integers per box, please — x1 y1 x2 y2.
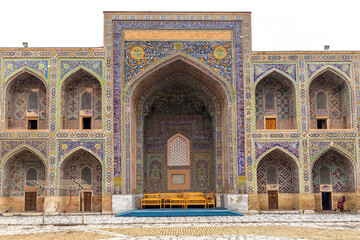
144 193 159 199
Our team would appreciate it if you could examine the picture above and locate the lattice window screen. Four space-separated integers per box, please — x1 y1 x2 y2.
80 91 92 110
28 92 39 110
26 168 37 186
266 165 277 184
168 136 188 166
265 92 275 110
81 166 92 185
316 91 327 110
320 165 331 184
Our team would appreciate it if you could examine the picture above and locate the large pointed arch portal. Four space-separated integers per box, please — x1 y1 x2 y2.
110 14 247 212
128 58 231 195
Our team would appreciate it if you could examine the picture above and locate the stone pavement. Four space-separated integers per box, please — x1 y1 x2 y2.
0 213 360 239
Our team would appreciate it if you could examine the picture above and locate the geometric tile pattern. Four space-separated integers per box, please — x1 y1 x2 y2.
124 41 233 85
307 63 351 79
60 149 102 196
256 149 299 194
58 140 104 163
2 149 45 197
3 59 49 84
111 15 246 195
1 140 47 161
255 141 299 159
312 150 354 193
253 63 296 83
60 60 103 83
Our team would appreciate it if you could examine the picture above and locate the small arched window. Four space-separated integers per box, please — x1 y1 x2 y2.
266 165 277 184
81 166 92 185
167 134 190 166
316 91 327 110
265 92 275 110
320 165 331 184
80 91 92 110
28 92 39 110
26 168 37 186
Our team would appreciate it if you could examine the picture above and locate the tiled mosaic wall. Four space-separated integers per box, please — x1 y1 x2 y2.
2 150 45 197
246 54 359 194
0 49 111 198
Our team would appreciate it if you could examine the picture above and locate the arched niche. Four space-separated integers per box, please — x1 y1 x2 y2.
59 149 102 212
256 149 299 194
5 71 47 130
312 149 355 193
309 69 351 130
60 69 102 130
255 71 297 130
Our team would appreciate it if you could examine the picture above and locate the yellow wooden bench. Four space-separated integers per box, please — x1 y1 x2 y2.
183 192 207 209
141 193 162 209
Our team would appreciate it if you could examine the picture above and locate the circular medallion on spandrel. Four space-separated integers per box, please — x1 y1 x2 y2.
130 46 145 60
213 46 227 60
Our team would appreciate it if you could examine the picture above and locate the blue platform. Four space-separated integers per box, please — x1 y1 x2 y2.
116 207 243 217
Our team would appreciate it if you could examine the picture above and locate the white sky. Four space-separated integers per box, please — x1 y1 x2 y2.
0 0 359 51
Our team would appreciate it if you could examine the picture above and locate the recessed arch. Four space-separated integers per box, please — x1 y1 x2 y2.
59 148 103 212
256 148 300 194
1 148 46 203
311 148 355 193
254 70 297 130
60 68 103 130
4 69 48 130
123 53 233 195
308 67 352 130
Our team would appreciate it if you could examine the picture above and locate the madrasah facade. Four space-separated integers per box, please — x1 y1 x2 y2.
0 12 359 213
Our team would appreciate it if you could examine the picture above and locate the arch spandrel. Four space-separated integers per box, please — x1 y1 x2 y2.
1 145 48 170
58 59 104 88
310 145 356 171
3 59 50 85
254 67 297 89
307 65 352 90
307 64 352 88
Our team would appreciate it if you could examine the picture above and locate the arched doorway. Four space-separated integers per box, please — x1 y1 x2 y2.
59 149 102 212
5 71 48 130
256 149 299 210
309 69 351 129
2 149 46 212
127 57 231 196
312 149 355 211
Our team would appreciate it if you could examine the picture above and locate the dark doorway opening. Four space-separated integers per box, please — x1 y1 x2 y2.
28 120 38 130
82 117 91 129
321 192 331 210
317 119 327 129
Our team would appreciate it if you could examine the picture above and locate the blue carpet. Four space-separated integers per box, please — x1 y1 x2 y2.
116 207 243 217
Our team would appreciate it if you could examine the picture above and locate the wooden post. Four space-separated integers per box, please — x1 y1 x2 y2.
81 188 84 225
42 187 45 225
